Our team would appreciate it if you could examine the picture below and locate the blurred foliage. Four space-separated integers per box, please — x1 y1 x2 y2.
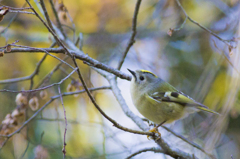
0 0 239 158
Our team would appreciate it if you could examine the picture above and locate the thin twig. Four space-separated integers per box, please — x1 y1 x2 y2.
116 0 142 71
3 47 132 80
162 126 213 158
107 74 149 131
174 0 232 47
0 138 8 151
39 0 55 33
126 147 164 159
63 7 76 41
72 57 152 136
35 56 69 88
0 68 78 93
48 0 67 38
153 136 197 159
0 6 32 10
11 44 74 69
0 99 54 139
58 86 67 158
51 86 111 98
0 11 18 34
0 86 108 140
92 68 197 159
0 51 48 84
8 10 34 14
26 0 71 57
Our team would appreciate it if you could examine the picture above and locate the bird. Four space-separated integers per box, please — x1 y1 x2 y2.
128 69 219 138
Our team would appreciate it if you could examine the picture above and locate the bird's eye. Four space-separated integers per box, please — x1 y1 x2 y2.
139 76 144 81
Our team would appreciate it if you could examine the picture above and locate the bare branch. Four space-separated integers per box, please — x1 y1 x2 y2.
39 0 55 33
93 69 197 159
126 147 164 159
72 57 152 136
8 10 34 14
154 137 198 159
116 0 142 71
0 6 32 10
0 86 109 139
26 0 72 57
0 99 54 139
3 47 132 80
58 86 67 158
174 0 233 47
0 68 78 93
162 126 213 158
48 0 67 38
107 75 149 131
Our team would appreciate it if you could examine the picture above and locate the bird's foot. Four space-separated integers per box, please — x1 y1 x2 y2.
147 127 161 140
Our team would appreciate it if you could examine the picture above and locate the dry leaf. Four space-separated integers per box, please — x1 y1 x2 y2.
228 45 233 56
15 93 28 106
0 51 4 57
67 83 75 92
29 97 39 111
40 90 48 100
167 28 174 36
6 45 11 52
0 7 9 22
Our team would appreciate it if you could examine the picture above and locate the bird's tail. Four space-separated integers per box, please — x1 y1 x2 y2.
197 106 220 115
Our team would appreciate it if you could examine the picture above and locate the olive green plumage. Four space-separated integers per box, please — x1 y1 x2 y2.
128 69 219 124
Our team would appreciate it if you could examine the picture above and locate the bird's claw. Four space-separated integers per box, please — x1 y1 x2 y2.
147 127 161 140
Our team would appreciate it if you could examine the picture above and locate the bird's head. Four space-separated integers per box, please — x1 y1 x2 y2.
127 69 160 92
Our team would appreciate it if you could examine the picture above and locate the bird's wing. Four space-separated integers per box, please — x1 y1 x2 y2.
148 91 220 115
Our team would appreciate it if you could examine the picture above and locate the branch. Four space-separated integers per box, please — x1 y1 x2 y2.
173 0 232 48
0 86 110 139
0 68 78 93
8 10 34 14
57 86 67 158
154 137 198 159
116 0 142 71
26 0 72 57
39 0 55 33
11 44 74 69
0 99 54 139
0 68 77 138
92 69 197 159
0 53 47 84
3 47 132 80
72 57 152 136
162 126 213 158
126 147 164 159
107 74 149 131
48 0 67 38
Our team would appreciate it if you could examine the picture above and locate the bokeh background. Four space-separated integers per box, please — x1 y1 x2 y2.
0 0 239 158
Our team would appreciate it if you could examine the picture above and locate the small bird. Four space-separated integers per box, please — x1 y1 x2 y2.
128 69 219 138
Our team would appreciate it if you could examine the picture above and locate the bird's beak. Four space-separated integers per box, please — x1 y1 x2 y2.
127 69 137 80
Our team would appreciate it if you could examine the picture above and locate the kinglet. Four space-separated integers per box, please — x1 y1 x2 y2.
128 69 219 137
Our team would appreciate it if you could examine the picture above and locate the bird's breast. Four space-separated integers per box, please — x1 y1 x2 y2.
133 95 185 124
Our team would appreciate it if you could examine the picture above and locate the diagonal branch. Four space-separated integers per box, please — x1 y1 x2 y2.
58 85 67 158
126 147 164 159
174 0 232 47
0 86 110 140
39 0 55 33
162 126 213 158
93 69 197 159
116 0 142 71
3 47 132 80
48 0 67 38
72 57 152 136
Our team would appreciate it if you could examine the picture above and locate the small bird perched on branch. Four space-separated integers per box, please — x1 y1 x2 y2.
128 69 219 138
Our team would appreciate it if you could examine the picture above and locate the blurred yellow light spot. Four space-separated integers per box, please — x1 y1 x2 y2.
76 10 99 33
106 17 130 33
